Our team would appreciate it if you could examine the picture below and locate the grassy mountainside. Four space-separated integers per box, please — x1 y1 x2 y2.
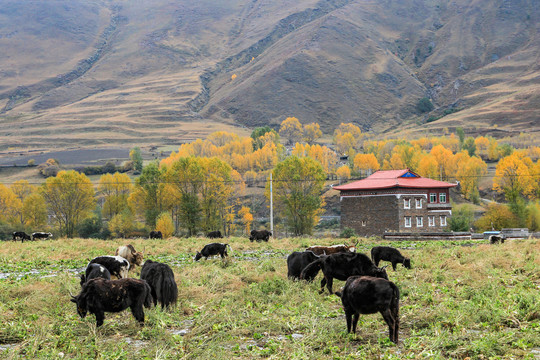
0 0 538 152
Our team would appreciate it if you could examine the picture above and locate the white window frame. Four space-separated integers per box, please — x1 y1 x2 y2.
440 215 447 226
416 216 423 227
439 193 447 203
404 216 411 227
404 198 411 209
361 220 366 227
428 216 435 227
430 193 437 203
415 198 422 209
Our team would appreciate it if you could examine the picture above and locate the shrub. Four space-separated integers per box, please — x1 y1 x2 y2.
416 97 434 113
340 227 356 238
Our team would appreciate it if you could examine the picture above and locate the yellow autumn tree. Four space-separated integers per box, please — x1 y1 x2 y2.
493 154 533 202
336 165 351 184
99 172 132 220
430 145 454 181
333 123 363 156
416 154 439 180
456 156 488 203
40 170 95 237
22 193 48 228
155 212 174 238
303 123 322 145
279 117 303 145
0 183 20 225
353 153 380 177
238 206 254 234
10 180 37 227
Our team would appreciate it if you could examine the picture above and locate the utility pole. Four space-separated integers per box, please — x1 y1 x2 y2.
270 172 274 239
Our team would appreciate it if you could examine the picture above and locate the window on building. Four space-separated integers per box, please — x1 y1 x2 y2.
361 220 366 227
416 216 423 227
428 216 435 227
439 193 447 203
404 198 411 209
404 216 411 227
440 215 447 226
415 198 422 209
430 193 437 203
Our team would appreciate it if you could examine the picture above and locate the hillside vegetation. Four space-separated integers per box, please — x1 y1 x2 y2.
0 0 538 151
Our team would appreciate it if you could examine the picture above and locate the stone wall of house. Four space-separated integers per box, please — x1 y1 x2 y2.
340 195 399 236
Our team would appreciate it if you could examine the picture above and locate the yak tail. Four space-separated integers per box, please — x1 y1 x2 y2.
143 282 153 309
300 259 322 281
160 270 178 309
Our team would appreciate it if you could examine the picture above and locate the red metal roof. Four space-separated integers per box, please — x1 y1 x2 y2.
333 169 457 191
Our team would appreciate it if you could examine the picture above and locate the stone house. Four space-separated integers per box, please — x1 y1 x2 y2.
333 169 457 237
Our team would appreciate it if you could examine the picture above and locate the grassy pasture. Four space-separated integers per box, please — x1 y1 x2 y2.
0 236 538 359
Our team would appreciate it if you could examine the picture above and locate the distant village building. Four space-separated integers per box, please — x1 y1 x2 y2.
334 169 457 237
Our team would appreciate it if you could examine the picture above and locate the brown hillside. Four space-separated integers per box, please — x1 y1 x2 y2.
0 0 538 152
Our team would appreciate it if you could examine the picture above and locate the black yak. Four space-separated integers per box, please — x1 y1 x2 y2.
140 260 178 309
70 278 153 327
249 229 272 242
286 251 320 281
370 246 411 271
336 276 400 344
87 255 130 279
149 230 163 239
194 243 230 261
207 230 223 239
79 263 111 287
300 252 388 294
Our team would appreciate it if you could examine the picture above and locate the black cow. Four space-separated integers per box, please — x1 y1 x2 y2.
140 260 178 309
194 243 230 261
80 263 111 287
70 278 153 327
149 230 163 239
87 255 130 279
32 232 53 240
300 252 388 294
489 234 505 244
249 229 272 242
336 276 400 344
12 231 31 242
371 246 411 271
287 251 320 281
207 230 223 239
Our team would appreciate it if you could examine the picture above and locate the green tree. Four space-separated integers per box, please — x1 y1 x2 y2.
448 204 474 231
462 137 476 157
40 170 95 237
416 97 434 113
130 147 143 172
268 156 326 236
456 127 465 150
129 162 166 227
251 126 279 150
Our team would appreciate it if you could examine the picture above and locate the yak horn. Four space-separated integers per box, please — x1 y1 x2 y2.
381 265 389 270
68 290 76 298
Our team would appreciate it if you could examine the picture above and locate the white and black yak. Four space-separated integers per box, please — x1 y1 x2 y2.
300 252 388 294
87 255 130 279
140 260 178 309
70 278 153 327
336 276 400 344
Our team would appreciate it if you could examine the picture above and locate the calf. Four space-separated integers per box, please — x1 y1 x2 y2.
87 255 130 279
300 252 388 294
306 244 356 256
194 243 230 261
286 251 320 281
207 230 223 239
149 230 163 239
12 231 31 242
115 244 144 269
249 229 272 242
70 278 153 327
336 276 400 344
140 260 178 309
32 232 53 241
80 263 111 287
489 234 505 244
371 246 411 271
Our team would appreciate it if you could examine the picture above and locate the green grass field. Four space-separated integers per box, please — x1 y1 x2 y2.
0 236 538 359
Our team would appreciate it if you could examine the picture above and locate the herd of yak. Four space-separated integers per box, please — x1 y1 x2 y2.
68 231 414 344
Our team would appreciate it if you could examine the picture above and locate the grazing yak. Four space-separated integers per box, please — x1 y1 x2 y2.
306 243 357 256
80 263 111 287
32 232 53 241
249 229 272 242
140 260 178 309
87 255 130 279
300 252 388 294
207 230 223 239
489 234 506 244
115 244 144 269
194 243 230 261
336 276 400 344
286 251 320 281
70 278 153 327
149 230 163 239
12 231 32 242
371 246 411 271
